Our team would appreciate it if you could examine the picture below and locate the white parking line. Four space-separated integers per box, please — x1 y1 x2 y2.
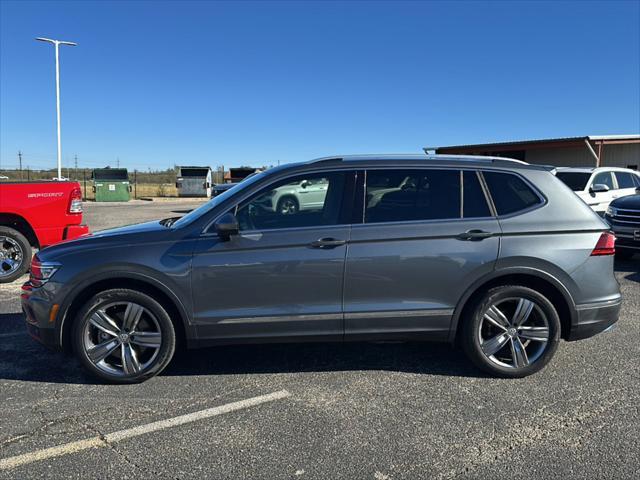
0 389 290 471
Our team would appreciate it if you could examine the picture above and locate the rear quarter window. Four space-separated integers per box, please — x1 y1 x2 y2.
483 171 542 216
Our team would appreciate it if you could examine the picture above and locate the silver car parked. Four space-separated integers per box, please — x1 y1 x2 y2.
22 154 621 383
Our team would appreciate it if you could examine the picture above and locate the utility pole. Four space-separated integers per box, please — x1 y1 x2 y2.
117 157 120 168
74 155 78 180
18 151 23 179
35 37 77 180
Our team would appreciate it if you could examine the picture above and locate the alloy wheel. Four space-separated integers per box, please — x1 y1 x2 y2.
82 301 162 377
478 297 550 369
279 198 297 215
0 236 23 279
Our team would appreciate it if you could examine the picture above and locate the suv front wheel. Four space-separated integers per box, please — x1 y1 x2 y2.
73 289 176 383
461 285 560 378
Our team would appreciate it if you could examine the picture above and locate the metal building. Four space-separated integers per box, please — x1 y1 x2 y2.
176 166 212 197
434 134 640 170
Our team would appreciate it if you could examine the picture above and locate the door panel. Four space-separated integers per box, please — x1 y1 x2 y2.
344 219 500 340
192 226 349 340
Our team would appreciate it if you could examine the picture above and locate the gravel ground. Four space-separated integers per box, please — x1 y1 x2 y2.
0 200 638 479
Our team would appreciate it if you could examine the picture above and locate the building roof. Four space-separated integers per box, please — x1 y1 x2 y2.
434 134 640 153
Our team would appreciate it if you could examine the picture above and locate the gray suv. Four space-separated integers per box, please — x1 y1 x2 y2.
22 155 622 383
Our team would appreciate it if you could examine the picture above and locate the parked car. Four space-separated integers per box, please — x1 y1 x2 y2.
605 188 640 259
554 167 640 214
22 155 621 383
1 181 88 283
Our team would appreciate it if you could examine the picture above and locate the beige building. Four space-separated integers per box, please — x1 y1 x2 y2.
434 135 640 170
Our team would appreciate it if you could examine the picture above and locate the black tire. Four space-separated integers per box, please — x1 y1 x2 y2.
72 289 176 383
0 226 31 283
461 285 560 378
276 196 299 215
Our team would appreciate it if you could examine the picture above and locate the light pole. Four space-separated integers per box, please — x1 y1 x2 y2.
36 37 77 180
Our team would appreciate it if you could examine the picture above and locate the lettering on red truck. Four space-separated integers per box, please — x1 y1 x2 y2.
0 181 89 283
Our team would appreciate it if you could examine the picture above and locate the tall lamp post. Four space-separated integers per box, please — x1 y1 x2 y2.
36 37 77 180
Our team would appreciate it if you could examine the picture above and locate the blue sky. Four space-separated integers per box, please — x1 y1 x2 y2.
1 0 639 171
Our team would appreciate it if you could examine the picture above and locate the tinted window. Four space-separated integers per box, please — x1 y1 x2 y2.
235 171 349 231
483 171 541 216
365 169 460 223
463 171 491 218
555 172 590 191
592 172 614 190
615 172 637 189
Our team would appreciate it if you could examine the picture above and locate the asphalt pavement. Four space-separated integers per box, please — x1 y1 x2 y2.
0 199 638 479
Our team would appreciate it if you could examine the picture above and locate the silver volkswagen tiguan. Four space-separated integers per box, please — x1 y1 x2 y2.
22 155 622 383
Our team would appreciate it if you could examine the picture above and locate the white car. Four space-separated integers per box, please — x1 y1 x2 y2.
554 167 640 214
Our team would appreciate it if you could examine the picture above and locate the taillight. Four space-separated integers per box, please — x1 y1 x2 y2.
68 187 83 214
591 232 616 256
30 256 60 286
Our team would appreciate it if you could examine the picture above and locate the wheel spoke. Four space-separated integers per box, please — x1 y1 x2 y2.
121 344 141 374
130 331 161 348
122 303 144 332
484 305 510 330
87 338 120 364
518 326 549 342
89 310 120 337
510 337 530 368
481 332 510 356
512 298 535 327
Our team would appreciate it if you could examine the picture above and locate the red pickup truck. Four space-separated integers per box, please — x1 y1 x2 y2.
0 181 89 283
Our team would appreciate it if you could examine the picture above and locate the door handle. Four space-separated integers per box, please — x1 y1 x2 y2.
457 229 493 241
310 237 347 249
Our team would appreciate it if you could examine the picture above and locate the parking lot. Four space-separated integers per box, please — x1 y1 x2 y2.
1 199 639 479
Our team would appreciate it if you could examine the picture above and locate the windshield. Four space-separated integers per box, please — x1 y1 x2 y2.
555 172 591 191
171 170 267 228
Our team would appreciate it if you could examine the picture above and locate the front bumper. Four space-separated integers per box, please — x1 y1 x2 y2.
21 283 61 349
567 297 622 341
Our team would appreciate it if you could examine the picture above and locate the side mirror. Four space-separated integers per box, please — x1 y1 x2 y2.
590 183 610 193
300 180 310 189
214 212 239 240
636 186 640 194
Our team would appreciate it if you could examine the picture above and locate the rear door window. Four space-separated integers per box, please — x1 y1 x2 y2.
614 172 637 189
463 171 492 218
364 169 460 223
482 171 542 216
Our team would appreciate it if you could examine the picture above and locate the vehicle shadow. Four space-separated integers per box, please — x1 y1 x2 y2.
163 341 486 379
0 312 485 384
614 257 640 283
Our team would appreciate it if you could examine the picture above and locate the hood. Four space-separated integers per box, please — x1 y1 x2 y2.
610 194 640 209
37 220 173 261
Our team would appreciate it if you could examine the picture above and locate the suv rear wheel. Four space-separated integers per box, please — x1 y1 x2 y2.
72 289 176 383
461 285 560 378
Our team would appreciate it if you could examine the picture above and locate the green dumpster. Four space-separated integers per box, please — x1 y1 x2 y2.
92 168 131 202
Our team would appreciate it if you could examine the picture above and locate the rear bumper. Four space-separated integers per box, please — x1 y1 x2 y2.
63 224 90 241
567 298 622 341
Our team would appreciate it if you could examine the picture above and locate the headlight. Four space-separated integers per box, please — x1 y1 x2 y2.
30 256 60 286
605 206 617 217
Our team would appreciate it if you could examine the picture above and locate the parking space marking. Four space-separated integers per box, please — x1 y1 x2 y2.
0 389 291 471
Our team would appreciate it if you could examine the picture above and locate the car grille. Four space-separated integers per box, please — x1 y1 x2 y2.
609 208 640 227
